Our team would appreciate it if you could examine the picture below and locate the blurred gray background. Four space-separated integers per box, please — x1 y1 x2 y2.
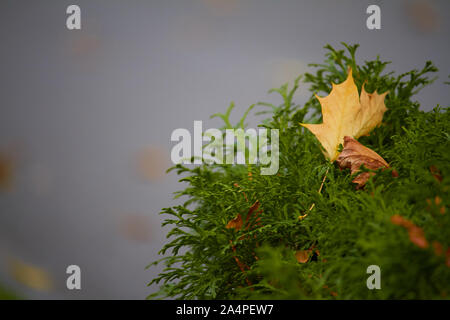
0 0 449 299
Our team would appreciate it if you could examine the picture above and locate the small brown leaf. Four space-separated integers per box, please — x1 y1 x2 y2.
430 165 443 182
226 199 262 288
391 214 428 249
245 201 262 228
226 214 243 230
337 136 392 189
391 214 407 226
391 214 416 229
295 250 311 263
435 196 442 206
408 226 429 249
426 196 446 214
432 241 444 256
446 248 450 268
226 201 262 232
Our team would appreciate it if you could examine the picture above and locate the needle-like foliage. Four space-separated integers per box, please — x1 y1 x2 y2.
148 43 449 299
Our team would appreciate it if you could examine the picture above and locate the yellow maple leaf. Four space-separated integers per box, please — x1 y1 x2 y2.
301 68 388 161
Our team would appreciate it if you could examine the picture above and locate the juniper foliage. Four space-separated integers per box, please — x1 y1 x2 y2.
148 43 450 299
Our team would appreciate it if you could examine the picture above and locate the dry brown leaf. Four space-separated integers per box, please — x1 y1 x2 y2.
226 201 262 232
295 244 320 264
226 213 243 230
433 241 444 256
435 196 442 206
446 248 450 268
390 214 412 228
430 165 443 182
301 68 388 161
245 201 262 228
408 226 429 249
225 198 263 287
337 136 394 188
390 214 429 249
295 250 311 263
426 196 446 215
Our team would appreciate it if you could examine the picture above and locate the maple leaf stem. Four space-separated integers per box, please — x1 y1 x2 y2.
318 167 329 194
300 167 329 219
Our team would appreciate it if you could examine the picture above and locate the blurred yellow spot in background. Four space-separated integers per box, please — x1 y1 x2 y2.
405 0 440 33
8 258 53 291
202 0 238 16
70 33 101 58
28 164 53 197
271 59 306 88
119 214 154 243
137 146 169 181
0 152 15 191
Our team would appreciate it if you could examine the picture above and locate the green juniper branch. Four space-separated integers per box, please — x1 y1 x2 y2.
148 43 449 300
